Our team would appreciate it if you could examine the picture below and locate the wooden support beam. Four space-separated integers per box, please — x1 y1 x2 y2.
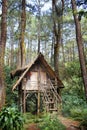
18 83 23 112
37 91 40 114
37 66 40 115
23 78 26 113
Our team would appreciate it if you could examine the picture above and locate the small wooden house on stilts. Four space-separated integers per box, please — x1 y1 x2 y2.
11 53 64 114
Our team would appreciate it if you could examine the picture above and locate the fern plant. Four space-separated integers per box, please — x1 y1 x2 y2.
0 107 24 130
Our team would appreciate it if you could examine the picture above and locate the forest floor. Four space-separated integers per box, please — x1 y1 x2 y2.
26 123 40 130
58 115 80 130
26 115 80 130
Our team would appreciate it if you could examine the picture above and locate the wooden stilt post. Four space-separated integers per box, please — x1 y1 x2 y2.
18 83 22 112
23 90 26 113
23 78 26 113
37 90 40 114
37 67 40 115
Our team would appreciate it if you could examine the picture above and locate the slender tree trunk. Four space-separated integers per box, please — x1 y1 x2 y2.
18 43 21 68
54 22 61 75
61 40 65 63
71 0 87 100
10 24 14 68
51 33 54 65
44 39 47 56
0 0 7 110
37 0 41 53
72 42 75 61
52 0 64 76
26 40 30 64
20 0 26 67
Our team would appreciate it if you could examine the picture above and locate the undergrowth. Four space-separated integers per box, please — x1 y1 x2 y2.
38 114 66 130
0 106 24 130
24 113 66 130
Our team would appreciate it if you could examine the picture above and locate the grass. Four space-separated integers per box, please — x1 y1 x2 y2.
23 113 66 130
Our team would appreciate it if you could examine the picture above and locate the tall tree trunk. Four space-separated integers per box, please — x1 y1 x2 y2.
61 40 65 63
37 0 41 53
71 0 87 100
20 0 26 67
72 42 75 61
0 0 7 110
26 40 30 64
10 23 14 68
51 33 54 65
54 22 61 75
52 0 64 76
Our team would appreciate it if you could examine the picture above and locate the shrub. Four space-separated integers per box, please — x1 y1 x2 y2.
70 108 87 127
0 107 24 130
5 66 18 106
70 108 83 120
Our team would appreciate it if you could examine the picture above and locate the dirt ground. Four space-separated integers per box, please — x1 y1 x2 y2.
26 123 40 130
58 115 80 130
26 116 80 130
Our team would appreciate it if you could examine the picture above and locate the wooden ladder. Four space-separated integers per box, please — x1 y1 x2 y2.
40 79 62 112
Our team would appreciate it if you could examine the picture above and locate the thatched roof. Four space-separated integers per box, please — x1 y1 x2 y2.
11 53 64 91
